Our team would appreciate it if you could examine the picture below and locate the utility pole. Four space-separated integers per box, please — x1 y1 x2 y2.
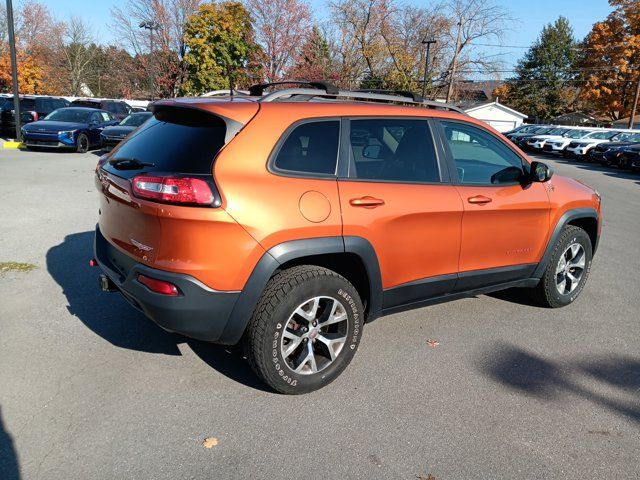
6 0 21 141
421 38 436 99
628 71 640 129
446 18 463 104
139 20 160 101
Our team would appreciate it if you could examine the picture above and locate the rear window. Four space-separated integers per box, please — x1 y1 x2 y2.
1 98 36 110
71 100 100 109
103 108 227 178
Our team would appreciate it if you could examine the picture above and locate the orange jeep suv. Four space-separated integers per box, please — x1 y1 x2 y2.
93 81 602 394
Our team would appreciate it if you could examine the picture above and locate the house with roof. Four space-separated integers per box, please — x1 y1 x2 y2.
458 99 528 133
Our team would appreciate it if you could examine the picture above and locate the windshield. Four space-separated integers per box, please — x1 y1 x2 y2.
566 129 591 139
535 128 554 135
44 108 92 123
546 128 568 135
587 131 619 140
119 113 151 127
615 132 640 142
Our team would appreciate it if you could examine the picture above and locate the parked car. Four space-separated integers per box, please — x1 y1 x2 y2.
502 124 540 137
523 127 574 152
539 128 598 156
511 126 557 148
93 83 602 394
0 95 69 133
100 112 152 151
505 125 549 142
590 132 640 167
22 107 118 152
564 130 625 159
619 144 640 171
70 98 132 120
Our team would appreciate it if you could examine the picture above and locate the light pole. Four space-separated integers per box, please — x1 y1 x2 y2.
139 20 161 101
421 37 436 99
6 0 21 141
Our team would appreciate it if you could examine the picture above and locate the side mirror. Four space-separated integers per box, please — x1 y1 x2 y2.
530 161 553 183
363 145 381 159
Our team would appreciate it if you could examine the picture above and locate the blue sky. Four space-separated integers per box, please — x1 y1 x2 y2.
42 0 613 71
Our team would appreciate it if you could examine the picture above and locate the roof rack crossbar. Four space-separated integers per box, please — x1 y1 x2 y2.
249 80 338 96
258 88 465 114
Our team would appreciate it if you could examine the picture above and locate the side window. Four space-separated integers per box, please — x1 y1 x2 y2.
100 112 111 122
348 118 439 183
441 121 524 185
273 120 339 175
90 112 102 123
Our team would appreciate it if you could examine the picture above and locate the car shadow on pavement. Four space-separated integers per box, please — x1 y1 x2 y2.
46 231 272 392
0 407 20 480
479 342 640 423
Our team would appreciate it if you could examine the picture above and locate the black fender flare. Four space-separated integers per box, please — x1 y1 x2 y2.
532 207 600 279
219 236 383 344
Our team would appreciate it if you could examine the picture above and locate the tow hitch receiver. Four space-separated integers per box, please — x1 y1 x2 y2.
99 274 118 292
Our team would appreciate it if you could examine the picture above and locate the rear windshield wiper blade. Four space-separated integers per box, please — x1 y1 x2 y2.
108 157 155 170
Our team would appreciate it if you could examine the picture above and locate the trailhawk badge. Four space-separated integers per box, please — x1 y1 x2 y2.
130 237 153 252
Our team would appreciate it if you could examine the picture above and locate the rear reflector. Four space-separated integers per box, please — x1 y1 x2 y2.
137 274 179 296
131 175 214 205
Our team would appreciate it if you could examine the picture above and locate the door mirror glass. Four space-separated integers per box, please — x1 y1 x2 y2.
362 144 381 159
530 161 553 182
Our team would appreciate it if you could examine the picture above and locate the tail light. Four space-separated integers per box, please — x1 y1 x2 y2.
131 175 215 205
137 274 179 296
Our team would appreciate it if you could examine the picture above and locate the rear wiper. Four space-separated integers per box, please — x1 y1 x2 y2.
108 157 155 170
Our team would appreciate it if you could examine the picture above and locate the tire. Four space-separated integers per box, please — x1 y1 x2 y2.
529 225 592 308
244 265 364 394
76 133 89 153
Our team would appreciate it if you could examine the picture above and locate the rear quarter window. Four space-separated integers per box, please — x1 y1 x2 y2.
103 108 228 179
272 120 340 176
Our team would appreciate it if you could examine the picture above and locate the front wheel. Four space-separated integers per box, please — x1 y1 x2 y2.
529 225 592 308
244 265 364 394
76 133 89 153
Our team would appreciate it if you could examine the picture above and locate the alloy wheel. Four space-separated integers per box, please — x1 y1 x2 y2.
280 296 349 375
555 243 586 295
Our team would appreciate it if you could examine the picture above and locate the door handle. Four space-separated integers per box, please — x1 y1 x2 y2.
467 195 492 204
349 196 385 208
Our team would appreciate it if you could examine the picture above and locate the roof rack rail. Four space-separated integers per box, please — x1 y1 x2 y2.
355 89 424 103
248 80 338 96
257 85 465 114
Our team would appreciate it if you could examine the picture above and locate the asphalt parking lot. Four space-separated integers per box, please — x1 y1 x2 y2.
1 147 639 479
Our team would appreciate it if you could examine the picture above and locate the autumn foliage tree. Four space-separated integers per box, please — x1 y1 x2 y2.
181 2 260 94
579 0 640 120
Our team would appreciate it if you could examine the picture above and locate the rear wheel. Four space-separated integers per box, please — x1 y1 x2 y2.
76 133 89 153
529 225 592 308
244 265 364 394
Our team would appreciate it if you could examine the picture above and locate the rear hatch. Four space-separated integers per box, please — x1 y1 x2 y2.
96 101 257 268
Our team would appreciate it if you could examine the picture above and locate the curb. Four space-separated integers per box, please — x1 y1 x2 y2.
2 141 24 149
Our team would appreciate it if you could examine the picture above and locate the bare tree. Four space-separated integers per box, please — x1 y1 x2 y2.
246 0 312 82
329 0 395 87
442 0 513 101
110 0 202 95
60 17 95 95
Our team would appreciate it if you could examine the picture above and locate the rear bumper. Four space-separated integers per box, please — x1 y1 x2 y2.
94 225 240 342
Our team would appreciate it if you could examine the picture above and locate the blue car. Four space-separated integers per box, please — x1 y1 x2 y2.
22 107 118 153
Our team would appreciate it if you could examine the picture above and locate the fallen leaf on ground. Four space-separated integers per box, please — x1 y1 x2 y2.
426 339 440 348
202 437 219 448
